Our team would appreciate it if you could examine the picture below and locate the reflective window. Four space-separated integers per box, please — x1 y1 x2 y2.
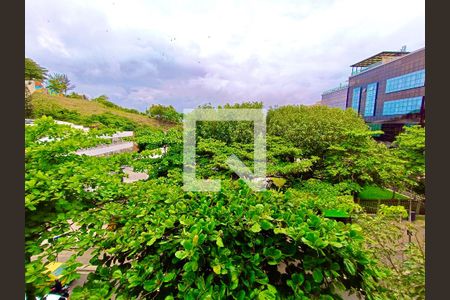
351 87 361 112
385 69 425 93
364 82 378 116
382 97 423 116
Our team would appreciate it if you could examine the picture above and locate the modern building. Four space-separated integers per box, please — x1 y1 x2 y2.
320 83 349 110
346 47 425 141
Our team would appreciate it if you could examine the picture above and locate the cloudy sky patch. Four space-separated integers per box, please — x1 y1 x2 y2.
26 0 425 111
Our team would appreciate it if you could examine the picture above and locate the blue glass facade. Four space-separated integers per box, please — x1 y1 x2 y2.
382 96 423 116
364 82 378 116
351 87 361 112
385 69 425 93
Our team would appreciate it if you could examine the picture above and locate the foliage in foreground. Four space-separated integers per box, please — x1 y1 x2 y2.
69 180 378 299
24 109 425 299
356 205 425 299
392 125 425 195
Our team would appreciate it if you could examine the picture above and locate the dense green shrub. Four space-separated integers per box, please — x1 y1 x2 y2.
66 92 88 99
33 106 83 124
25 117 128 298
196 102 264 144
69 180 377 299
25 101 425 299
84 113 139 131
392 125 425 195
146 104 183 123
355 206 425 299
92 95 143 114
267 105 369 157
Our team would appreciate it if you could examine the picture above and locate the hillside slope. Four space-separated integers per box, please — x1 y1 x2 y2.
31 92 174 130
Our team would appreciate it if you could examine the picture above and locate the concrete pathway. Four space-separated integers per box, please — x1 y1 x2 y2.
75 141 136 157
122 166 149 183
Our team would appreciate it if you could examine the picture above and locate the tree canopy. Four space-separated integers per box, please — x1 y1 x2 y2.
146 104 182 123
25 57 48 81
392 125 425 194
46 73 75 95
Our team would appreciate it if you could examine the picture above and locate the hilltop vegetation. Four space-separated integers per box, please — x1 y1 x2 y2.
30 92 176 131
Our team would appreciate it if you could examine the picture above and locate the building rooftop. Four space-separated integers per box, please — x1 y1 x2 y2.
350 51 409 67
321 83 348 96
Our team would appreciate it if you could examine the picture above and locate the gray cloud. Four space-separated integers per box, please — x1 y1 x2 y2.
26 0 425 112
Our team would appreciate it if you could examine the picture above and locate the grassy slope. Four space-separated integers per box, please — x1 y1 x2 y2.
31 92 174 130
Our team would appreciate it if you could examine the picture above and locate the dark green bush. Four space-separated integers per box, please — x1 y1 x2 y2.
34 106 83 124
84 113 138 131
71 180 377 299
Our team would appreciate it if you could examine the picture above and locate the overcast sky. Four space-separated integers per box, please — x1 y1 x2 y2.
25 0 425 111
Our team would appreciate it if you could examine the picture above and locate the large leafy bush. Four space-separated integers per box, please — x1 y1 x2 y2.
69 180 377 299
267 105 368 157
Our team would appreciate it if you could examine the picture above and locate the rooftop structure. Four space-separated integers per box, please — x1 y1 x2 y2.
350 50 410 76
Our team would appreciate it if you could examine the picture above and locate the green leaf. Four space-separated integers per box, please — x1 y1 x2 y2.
182 240 194 250
112 269 122 279
213 265 221 274
250 223 261 233
330 262 340 271
344 258 356 275
163 272 176 282
175 250 188 260
144 279 158 292
260 220 273 230
216 236 224 247
292 273 304 285
313 268 323 283
146 237 157 246
258 288 277 300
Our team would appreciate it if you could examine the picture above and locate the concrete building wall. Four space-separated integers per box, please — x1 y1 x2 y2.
25 80 36 94
321 87 348 110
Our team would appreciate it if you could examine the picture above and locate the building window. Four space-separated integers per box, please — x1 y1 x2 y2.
382 96 423 116
385 69 425 93
364 82 378 117
351 87 361 112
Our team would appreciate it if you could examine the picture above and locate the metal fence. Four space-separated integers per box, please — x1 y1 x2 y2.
356 198 425 215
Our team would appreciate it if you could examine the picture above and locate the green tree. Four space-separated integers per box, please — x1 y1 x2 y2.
196 102 264 144
25 57 48 80
46 73 75 96
322 130 407 188
67 92 88 99
267 105 368 157
392 125 425 194
356 205 425 299
146 104 182 123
